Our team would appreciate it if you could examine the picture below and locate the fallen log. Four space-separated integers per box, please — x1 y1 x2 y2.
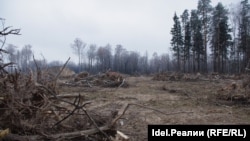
116 130 129 141
48 93 87 99
4 125 112 141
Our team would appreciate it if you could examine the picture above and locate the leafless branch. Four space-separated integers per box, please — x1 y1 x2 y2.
0 18 21 49
4 126 111 141
81 105 111 140
55 57 71 80
118 78 126 88
0 26 21 36
111 103 193 127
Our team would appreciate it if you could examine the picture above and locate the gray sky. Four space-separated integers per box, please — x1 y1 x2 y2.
1 0 237 63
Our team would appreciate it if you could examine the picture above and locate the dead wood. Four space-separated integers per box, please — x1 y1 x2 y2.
65 71 129 88
216 81 250 102
74 71 89 82
118 79 126 88
115 130 130 141
0 26 21 36
48 93 87 99
0 56 118 141
54 57 71 81
4 126 111 141
111 103 193 127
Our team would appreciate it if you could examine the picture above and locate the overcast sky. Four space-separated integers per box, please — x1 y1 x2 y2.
1 0 237 63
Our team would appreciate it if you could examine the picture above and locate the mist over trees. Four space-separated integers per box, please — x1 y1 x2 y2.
2 0 249 75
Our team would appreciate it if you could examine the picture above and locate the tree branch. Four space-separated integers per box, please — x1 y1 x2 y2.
0 26 21 36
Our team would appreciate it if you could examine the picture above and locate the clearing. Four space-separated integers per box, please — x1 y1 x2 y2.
58 76 250 141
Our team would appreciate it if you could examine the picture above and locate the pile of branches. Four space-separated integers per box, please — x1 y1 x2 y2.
152 72 244 82
0 58 126 141
152 72 201 81
216 80 250 103
63 71 129 88
216 60 250 102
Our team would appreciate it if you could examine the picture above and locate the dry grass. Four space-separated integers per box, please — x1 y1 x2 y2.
58 76 250 141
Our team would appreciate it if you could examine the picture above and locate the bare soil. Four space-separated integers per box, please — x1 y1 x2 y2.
59 76 250 141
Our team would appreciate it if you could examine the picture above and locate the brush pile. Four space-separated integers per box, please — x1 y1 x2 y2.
215 78 250 103
152 72 201 81
0 58 127 141
63 70 129 88
152 72 245 82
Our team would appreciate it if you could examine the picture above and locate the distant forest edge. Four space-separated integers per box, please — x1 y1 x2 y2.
1 0 250 74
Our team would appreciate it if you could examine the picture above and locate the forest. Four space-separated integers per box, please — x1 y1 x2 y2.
170 0 250 74
2 0 249 75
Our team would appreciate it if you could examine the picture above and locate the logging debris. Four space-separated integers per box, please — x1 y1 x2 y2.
0 58 129 141
152 72 203 81
153 72 250 103
216 79 250 102
152 72 245 82
63 71 129 88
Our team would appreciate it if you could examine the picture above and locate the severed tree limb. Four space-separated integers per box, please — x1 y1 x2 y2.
48 93 87 99
111 103 193 127
50 57 70 90
80 106 111 141
49 125 110 139
118 78 126 88
37 84 75 106
50 103 192 140
51 93 111 140
3 102 193 141
52 93 111 140
54 57 70 81
86 80 93 87
4 125 111 141
53 95 81 127
51 94 111 140
116 130 129 141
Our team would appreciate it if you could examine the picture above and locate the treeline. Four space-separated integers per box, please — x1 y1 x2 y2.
4 44 36 73
69 38 170 74
171 0 250 74
3 0 250 75
4 41 173 74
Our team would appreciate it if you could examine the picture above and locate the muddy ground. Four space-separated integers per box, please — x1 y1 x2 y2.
58 76 250 141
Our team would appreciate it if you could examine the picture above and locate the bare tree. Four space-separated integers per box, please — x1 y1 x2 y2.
0 18 20 49
0 18 20 74
5 44 17 62
5 44 17 72
114 44 125 72
160 53 171 72
96 44 112 71
71 38 86 72
126 51 139 74
87 44 96 72
150 52 161 73
20 45 33 72
138 51 149 74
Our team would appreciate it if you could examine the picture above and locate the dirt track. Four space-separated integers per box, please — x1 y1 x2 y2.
60 76 250 141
